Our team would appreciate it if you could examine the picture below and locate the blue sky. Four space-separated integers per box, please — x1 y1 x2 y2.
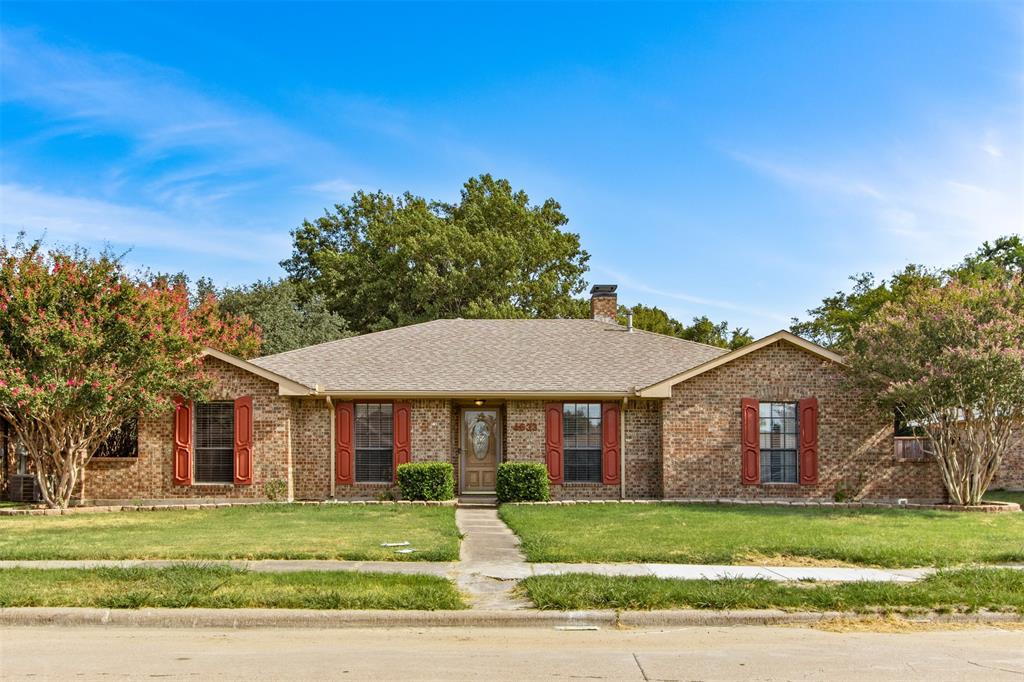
1 2 1021 336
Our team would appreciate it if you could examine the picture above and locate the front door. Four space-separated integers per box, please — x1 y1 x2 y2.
461 409 501 491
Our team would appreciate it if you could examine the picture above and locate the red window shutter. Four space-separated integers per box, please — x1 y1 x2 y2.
740 398 759 485
544 403 564 485
601 402 621 485
798 397 820 485
172 397 193 486
393 402 412 481
233 396 254 485
335 402 355 485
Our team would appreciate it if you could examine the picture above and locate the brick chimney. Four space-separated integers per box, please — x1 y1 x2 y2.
589 284 618 323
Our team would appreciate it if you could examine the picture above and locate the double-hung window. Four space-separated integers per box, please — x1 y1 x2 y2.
355 403 393 483
194 402 234 484
759 402 798 483
563 403 602 483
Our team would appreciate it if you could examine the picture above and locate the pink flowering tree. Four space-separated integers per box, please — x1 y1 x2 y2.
847 276 1024 505
0 240 260 508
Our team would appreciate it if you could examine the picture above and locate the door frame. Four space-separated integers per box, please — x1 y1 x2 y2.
458 407 503 493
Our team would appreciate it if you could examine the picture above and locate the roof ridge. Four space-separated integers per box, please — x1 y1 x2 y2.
623 324 731 354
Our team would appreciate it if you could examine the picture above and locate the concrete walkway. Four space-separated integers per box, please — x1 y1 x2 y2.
453 507 530 609
0 558 954 583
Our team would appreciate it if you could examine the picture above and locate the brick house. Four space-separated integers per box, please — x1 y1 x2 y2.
3 285 1021 504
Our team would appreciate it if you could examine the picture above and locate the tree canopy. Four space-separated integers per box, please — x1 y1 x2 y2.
846 275 1024 505
216 279 350 356
282 174 590 334
617 304 753 349
0 239 260 508
791 235 1022 349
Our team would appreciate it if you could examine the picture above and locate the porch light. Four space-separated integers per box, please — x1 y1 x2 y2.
474 399 485 406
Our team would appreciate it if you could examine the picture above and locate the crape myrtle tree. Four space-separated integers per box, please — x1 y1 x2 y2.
846 276 1024 506
0 239 260 509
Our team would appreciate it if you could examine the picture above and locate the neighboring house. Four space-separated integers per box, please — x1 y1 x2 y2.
4 285 1022 504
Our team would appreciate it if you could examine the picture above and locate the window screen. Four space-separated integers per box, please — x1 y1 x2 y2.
194 402 234 484
563 403 602 483
759 402 798 483
94 418 139 458
355 403 393 483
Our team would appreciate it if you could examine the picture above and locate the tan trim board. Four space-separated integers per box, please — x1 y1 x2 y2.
636 330 845 398
200 348 313 396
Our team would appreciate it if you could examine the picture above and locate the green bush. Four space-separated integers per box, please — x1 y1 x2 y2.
396 463 455 501
496 462 550 503
264 479 288 502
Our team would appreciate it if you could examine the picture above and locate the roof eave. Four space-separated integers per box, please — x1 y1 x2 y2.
313 389 634 400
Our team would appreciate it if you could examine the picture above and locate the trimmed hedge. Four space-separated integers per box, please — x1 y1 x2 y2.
496 462 550 503
396 463 455 501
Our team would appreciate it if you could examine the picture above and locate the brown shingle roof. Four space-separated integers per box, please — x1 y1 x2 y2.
250 319 728 396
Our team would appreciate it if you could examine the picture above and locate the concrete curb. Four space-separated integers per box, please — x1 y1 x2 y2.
1 607 1020 629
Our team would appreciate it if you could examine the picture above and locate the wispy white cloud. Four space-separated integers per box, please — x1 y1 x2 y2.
0 183 289 263
592 265 791 325
307 178 367 197
727 122 1024 265
0 27 347 210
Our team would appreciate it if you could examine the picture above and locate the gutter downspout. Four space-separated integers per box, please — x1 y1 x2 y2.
620 396 627 500
326 395 335 500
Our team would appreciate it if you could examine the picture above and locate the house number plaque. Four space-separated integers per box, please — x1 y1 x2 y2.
511 422 538 432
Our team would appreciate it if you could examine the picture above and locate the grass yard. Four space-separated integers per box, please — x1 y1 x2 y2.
0 504 460 561
0 566 466 610
984 490 1024 506
520 568 1024 613
499 503 1024 567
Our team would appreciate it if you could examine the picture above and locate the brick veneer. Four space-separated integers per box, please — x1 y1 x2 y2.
992 429 1024 490
21 339 1005 504
662 340 947 502
504 399 655 500
82 357 294 502
291 398 331 500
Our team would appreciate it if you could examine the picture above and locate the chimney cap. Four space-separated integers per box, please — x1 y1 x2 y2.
589 284 618 297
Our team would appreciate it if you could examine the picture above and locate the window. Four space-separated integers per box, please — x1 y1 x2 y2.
563 403 602 483
94 418 139 458
355 403 393 483
15 439 29 475
759 402 798 483
894 409 932 461
194 402 234 484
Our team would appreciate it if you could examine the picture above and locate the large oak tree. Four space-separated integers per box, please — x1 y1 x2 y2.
282 174 590 333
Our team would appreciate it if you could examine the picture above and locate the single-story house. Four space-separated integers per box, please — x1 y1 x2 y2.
3 285 1022 504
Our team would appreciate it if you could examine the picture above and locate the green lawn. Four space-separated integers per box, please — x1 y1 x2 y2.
0 566 466 610
520 569 1024 613
499 503 1024 567
0 504 460 561
984 490 1024 506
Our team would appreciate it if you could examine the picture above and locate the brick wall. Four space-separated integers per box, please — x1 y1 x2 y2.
505 399 645 500
625 399 662 498
292 398 331 500
662 340 947 502
82 357 294 502
992 429 1024 490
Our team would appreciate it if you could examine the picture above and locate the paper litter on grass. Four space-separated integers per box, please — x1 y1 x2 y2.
380 541 411 547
